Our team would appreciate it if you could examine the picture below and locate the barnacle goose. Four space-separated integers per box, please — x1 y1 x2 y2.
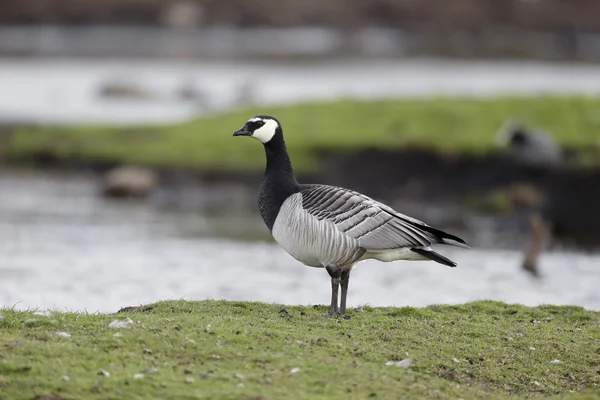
233 115 469 316
496 120 563 168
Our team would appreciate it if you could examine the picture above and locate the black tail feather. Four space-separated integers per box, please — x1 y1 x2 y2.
381 208 470 248
411 248 457 267
405 219 469 248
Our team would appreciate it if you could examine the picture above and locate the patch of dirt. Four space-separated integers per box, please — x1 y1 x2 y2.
117 304 155 313
30 395 66 400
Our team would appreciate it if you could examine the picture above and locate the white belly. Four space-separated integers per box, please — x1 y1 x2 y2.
361 247 429 262
271 194 362 268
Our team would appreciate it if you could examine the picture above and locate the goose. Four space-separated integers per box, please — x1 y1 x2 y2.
496 120 563 168
233 115 469 316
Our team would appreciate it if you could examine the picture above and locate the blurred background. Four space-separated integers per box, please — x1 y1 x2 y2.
1 0 599 312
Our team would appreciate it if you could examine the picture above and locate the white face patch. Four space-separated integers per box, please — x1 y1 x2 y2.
250 118 279 144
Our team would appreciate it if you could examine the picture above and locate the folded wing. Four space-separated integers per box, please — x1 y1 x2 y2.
300 184 447 250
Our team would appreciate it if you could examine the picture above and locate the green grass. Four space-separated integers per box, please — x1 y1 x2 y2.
0 300 599 399
5 96 600 173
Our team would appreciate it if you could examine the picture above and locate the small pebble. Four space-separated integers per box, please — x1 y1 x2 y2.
108 318 136 329
385 358 412 368
133 373 144 379
185 377 195 384
98 369 110 377
533 381 541 386
452 358 460 364
550 359 563 364
236 383 245 388
505 337 514 341
234 373 244 380
56 332 71 338
529 347 536 351
290 367 301 375
204 325 211 333
186 339 196 344
143 348 153 354
61 375 69 382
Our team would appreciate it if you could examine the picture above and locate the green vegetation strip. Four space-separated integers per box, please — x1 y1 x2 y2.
0 300 599 399
5 96 600 173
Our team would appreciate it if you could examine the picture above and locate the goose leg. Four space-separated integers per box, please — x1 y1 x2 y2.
326 267 342 317
339 268 351 315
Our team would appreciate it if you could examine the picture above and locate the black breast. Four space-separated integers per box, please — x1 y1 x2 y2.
258 177 300 232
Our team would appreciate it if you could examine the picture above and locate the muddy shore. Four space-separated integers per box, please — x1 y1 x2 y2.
5 146 599 250
3 1 600 61
4 0 600 32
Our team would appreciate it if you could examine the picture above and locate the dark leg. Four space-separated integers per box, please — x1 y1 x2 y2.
522 211 550 278
339 268 351 315
326 267 342 317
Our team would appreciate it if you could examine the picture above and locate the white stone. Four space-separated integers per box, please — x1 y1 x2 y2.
34 310 50 317
108 318 136 329
385 358 413 368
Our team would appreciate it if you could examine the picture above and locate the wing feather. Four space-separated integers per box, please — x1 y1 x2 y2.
300 184 438 250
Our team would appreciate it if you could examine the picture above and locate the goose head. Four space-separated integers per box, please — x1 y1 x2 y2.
233 115 281 144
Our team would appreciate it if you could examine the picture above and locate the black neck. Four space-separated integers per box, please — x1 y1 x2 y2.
264 135 296 181
258 133 300 231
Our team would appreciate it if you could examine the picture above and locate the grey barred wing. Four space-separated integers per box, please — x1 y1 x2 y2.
299 185 436 250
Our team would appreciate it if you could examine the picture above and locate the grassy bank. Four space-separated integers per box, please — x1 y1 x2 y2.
4 96 600 173
0 300 599 399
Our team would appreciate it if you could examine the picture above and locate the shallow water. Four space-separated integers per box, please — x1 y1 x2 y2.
2 57 600 124
0 172 599 312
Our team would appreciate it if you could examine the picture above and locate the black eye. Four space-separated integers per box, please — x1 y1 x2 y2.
248 120 265 130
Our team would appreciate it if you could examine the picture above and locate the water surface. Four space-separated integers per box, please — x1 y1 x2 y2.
1 172 598 312
2 58 600 124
